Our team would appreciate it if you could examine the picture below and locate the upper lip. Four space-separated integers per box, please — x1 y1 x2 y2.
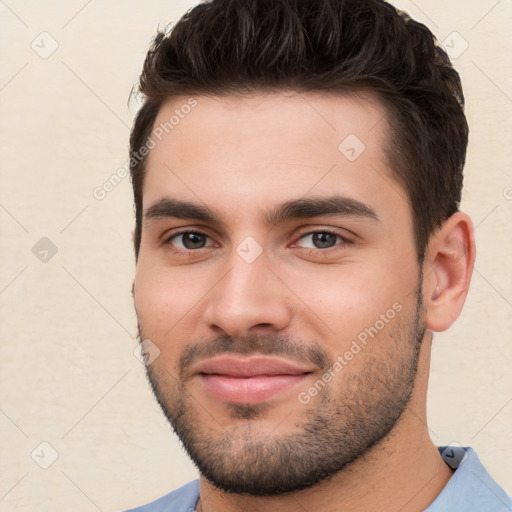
191 355 316 378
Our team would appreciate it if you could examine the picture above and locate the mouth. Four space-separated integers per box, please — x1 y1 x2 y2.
191 355 315 404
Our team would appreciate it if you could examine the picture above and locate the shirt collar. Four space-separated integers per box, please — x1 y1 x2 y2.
426 446 512 511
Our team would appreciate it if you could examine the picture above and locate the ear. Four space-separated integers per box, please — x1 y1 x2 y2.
423 212 476 332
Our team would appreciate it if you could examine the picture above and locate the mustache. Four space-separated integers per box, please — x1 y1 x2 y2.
137 328 328 376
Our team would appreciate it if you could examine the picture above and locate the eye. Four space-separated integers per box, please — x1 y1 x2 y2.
165 231 215 251
295 230 349 250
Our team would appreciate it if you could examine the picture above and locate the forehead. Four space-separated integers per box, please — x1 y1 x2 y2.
150 90 389 162
142 91 406 221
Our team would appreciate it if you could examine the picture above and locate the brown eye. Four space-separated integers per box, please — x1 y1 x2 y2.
181 232 207 249
297 230 345 250
166 231 213 251
311 232 338 249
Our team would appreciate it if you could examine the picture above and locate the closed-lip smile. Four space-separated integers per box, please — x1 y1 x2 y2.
191 355 316 404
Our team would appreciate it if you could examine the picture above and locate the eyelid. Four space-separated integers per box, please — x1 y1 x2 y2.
162 226 213 242
161 227 354 255
292 228 354 247
163 229 217 250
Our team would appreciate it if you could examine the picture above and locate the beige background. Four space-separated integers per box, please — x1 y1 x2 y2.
0 1 510 511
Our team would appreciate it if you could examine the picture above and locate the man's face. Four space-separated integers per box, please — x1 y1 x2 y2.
134 92 426 495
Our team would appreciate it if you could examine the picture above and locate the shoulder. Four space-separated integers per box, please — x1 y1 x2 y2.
124 479 200 512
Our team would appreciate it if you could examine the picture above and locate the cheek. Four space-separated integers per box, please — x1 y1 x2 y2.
134 264 185 337
134 276 189 371
134 259 217 368
287 260 413 342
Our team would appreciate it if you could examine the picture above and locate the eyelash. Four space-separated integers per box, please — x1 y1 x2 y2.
163 229 352 256
295 229 352 255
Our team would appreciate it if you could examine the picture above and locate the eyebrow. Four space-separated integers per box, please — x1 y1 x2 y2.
267 195 379 224
143 195 379 226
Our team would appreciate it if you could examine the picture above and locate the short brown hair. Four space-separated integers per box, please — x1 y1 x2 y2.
129 0 468 262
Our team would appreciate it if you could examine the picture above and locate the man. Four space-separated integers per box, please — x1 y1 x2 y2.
126 0 512 510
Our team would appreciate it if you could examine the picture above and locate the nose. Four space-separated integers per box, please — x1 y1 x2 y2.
202 251 293 338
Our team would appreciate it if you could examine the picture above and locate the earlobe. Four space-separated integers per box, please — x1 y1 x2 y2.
424 212 476 332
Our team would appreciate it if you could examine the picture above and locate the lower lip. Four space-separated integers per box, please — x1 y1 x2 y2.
198 374 310 404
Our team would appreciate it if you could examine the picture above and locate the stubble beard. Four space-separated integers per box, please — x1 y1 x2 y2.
141 283 425 496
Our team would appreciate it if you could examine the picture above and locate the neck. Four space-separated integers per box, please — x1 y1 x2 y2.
197 332 454 512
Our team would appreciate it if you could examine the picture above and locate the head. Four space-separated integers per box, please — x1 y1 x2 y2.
130 0 468 263
130 0 475 497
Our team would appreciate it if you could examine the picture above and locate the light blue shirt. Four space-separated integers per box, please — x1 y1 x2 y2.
126 446 512 511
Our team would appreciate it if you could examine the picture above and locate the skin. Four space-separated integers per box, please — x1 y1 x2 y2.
133 91 475 512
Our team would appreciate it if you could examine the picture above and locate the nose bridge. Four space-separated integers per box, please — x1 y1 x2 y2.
226 248 268 301
203 244 291 335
